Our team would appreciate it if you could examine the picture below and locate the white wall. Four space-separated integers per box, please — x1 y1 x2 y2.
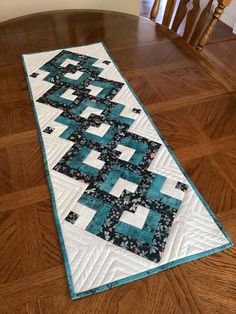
0 0 140 22
220 0 236 34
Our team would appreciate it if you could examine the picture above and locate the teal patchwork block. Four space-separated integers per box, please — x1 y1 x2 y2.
108 104 135 126
83 124 116 145
40 52 103 84
55 115 80 140
99 165 142 193
62 72 90 85
79 194 112 234
89 80 115 99
47 86 75 106
120 137 148 165
115 221 154 243
147 174 181 209
71 99 106 116
67 146 100 177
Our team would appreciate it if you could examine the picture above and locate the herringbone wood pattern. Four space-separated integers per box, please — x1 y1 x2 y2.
0 10 235 314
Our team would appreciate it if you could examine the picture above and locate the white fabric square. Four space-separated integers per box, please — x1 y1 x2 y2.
115 144 135 161
109 178 138 198
161 178 185 200
61 88 77 101
87 84 103 96
120 205 150 229
60 59 78 67
93 59 109 69
83 150 105 169
86 123 110 137
120 106 140 119
72 203 96 229
80 107 103 119
64 71 84 80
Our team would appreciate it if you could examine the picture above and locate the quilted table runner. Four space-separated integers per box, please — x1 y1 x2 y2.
22 43 232 300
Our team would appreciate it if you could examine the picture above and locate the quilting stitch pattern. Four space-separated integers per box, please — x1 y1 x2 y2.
23 44 232 299
28 49 189 263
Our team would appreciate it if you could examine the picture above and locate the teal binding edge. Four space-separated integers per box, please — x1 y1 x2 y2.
21 42 233 300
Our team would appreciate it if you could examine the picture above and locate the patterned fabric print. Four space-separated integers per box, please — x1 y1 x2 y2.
65 211 79 224
132 108 141 114
43 126 55 134
30 72 39 78
175 182 188 192
34 50 188 263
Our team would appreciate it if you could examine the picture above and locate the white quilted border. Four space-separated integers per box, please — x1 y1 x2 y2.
22 43 232 299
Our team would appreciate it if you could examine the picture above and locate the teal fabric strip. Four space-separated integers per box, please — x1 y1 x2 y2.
99 165 141 193
147 174 166 199
143 209 161 233
115 221 154 243
40 52 102 84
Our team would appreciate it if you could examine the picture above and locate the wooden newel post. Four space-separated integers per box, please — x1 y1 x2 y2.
150 0 161 21
196 0 232 51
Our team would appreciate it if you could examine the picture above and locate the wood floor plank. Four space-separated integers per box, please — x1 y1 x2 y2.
174 135 236 161
187 94 236 140
125 71 166 104
7 142 46 192
163 268 203 313
0 148 12 196
0 266 65 298
213 148 236 190
0 185 49 212
16 206 46 276
26 298 56 314
0 303 28 314
36 201 63 268
146 90 230 114
0 210 23 285
0 130 38 149
142 60 226 102
181 155 236 213
203 40 236 90
0 99 36 137
152 106 204 150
